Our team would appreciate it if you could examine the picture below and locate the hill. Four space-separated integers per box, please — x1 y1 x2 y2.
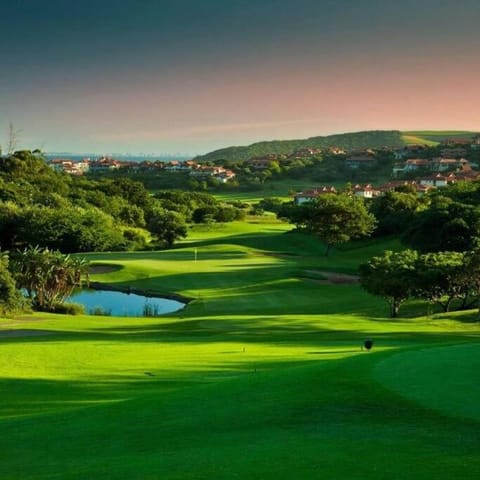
195 130 405 163
195 129 479 163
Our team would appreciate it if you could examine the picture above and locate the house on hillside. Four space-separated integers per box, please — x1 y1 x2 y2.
393 144 428 160
453 167 480 182
440 147 467 158
441 137 472 146
89 156 121 172
431 157 469 172
189 166 235 183
419 173 456 188
247 156 278 169
293 186 336 205
352 184 381 199
471 136 480 149
48 158 70 172
377 180 432 196
328 146 345 155
392 158 431 177
344 151 377 169
288 148 322 159
48 158 90 175
164 160 193 172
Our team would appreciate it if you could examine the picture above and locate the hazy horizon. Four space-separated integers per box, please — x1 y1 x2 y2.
2 0 480 154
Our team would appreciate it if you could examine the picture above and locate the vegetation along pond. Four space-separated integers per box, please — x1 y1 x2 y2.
68 289 185 316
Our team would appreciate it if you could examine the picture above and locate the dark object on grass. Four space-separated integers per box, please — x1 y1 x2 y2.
363 339 373 351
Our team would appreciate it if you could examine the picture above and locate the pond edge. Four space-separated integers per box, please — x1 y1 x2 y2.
88 281 193 306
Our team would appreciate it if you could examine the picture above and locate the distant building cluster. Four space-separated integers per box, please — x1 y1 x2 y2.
293 135 480 203
47 156 236 183
47 134 480 195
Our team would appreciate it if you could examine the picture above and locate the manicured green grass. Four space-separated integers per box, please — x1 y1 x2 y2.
402 130 478 145
375 343 480 421
213 180 348 204
1 218 479 479
401 134 439 146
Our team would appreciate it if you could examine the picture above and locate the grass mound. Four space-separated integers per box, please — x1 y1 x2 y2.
374 343 480 421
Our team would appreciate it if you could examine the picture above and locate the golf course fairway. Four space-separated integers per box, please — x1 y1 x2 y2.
1 220 479 479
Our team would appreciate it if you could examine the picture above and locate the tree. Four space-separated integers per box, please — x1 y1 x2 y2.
147 209 187 248
403 196 480 252
359 250 418 317
11 246 89 312
290 194 376 255
0 252 25 315
413 251 466 312
370 190 420 236
17 206 127 253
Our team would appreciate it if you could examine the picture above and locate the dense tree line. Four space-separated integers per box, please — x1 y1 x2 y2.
360 249 480 317
0 252 25 315
0 150 246 253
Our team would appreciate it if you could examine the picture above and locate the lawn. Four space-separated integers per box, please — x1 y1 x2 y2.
402 130 478 145
212 179 347 204
1 217 479 479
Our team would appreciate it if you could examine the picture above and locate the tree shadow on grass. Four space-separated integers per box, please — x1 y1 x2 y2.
2 315 476 353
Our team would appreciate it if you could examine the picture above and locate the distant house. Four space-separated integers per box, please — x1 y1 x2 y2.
184 160 198 169
352 184 381 199
393 144 428 160
441 137 472 146
454 168 480 182
164 161 184 171
344 151 377 169
431 157 469 172
440 147 467 158
293 186 337 205
189 166 235 182
328 146 345 155
48 158 70 172
190 165 224 177
215 169 236 183
288 147 322 159
89 156 121 172
405 158 431 171
247 153 285 170
471 136 480 149
377 180 432 195
48 158 90 175
419 173 456 188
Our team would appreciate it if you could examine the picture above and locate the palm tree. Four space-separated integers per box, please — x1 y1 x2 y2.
12 246 89 311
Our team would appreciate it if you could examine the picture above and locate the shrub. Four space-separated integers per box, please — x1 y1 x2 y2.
51 302 85 315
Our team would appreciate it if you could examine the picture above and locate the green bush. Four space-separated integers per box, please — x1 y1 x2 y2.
0 254 26 316
51 302 85 315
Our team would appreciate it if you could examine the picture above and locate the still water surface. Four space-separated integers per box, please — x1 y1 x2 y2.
68 289 185 316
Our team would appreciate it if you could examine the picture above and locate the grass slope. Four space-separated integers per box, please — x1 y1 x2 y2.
402 130 478 145
1 218 479 479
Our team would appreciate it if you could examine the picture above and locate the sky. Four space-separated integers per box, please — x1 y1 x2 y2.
1 0 480 155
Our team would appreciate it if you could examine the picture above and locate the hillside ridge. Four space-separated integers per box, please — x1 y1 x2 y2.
195 129 478 163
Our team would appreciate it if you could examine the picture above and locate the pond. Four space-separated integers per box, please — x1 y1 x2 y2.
68 289 185 316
